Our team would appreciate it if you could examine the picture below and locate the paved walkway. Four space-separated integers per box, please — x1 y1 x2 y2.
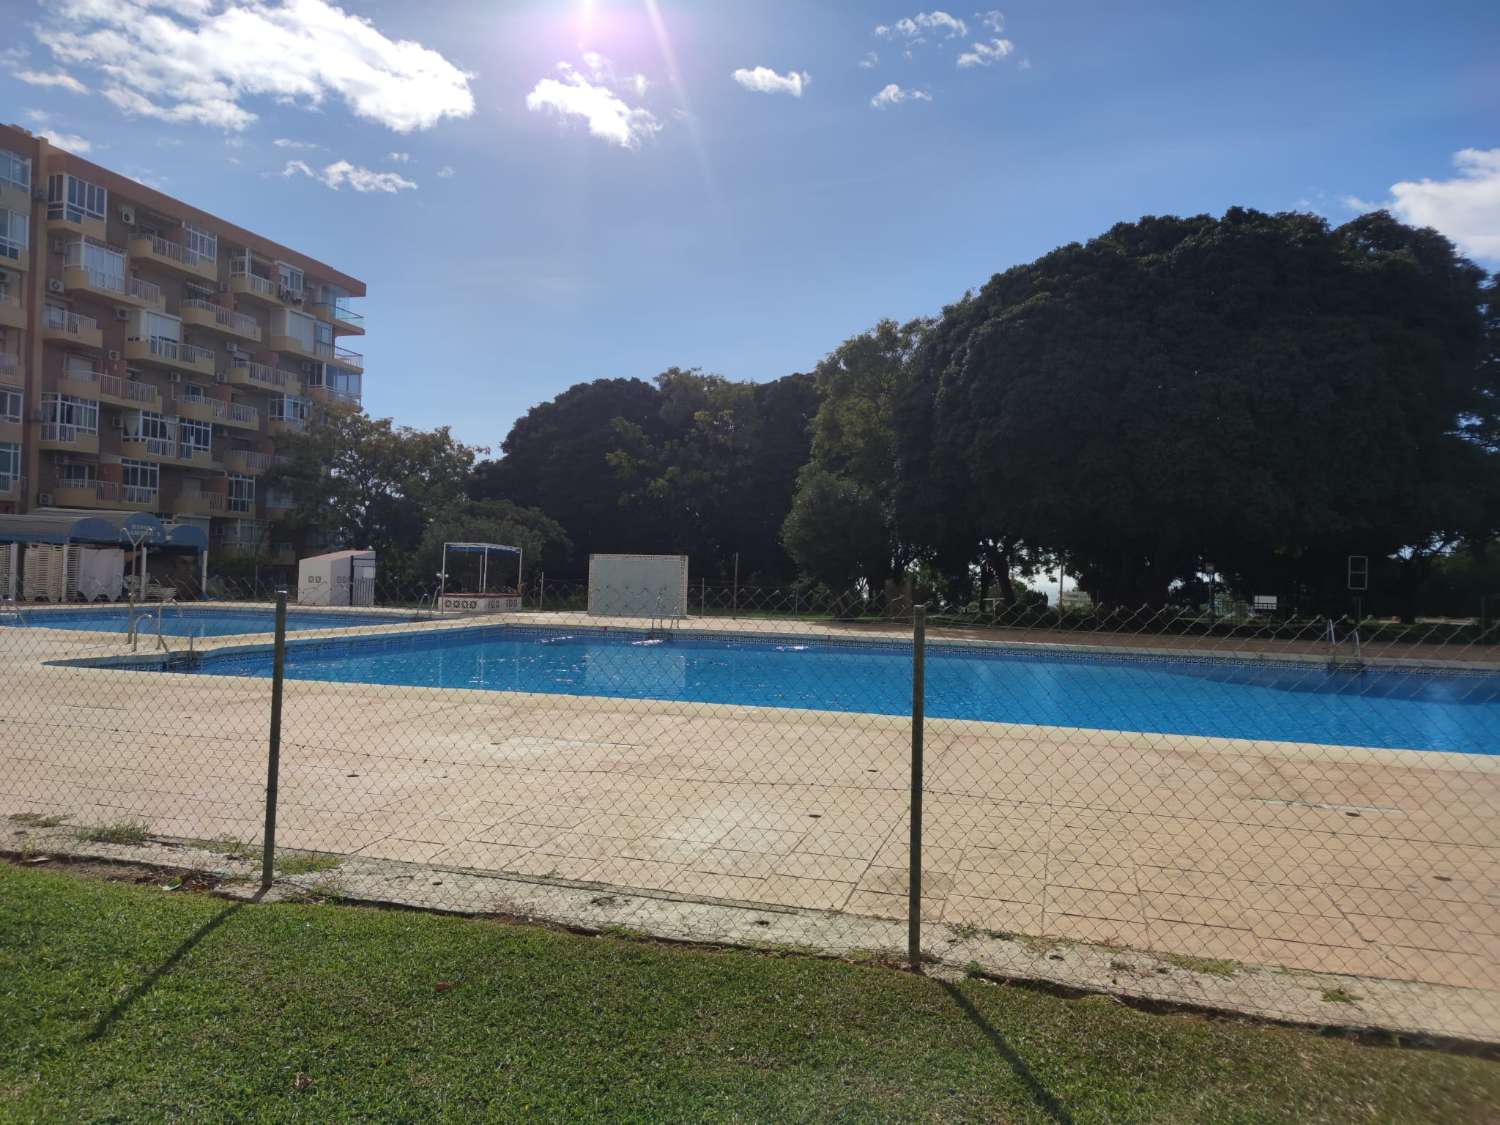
1 610 1496 1035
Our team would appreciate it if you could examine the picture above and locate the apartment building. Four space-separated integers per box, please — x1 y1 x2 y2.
0 123 364 566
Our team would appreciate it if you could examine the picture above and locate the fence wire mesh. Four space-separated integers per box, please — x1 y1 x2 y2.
2 575 1497 1039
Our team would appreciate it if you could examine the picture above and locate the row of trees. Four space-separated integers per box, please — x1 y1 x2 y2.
263 207 1498 614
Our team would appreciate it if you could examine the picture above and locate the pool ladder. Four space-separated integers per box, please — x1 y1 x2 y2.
646 594 678 641
1325 617 1365 673
1 595 24 626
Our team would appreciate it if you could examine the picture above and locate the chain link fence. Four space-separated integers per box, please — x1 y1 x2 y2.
2 574 1497 1039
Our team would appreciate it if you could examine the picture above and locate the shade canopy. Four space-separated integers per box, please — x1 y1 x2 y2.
0 510 206 551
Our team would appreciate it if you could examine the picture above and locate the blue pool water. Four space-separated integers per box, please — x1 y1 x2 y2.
12 606 422 637
176 626 1500 755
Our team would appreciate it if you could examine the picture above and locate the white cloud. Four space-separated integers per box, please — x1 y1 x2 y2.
731 66 809 97
272 136 318 149
1348 148 1500 262
282 158 417 193
978 10 1005 33
526 62 660 149
957 37 1015 67
874 11 968 41
14 69 89 93
37 129 92 153
31 0 475 133
436 164 455 178
870 83 931 108
386 150 410 163
859 51 879 69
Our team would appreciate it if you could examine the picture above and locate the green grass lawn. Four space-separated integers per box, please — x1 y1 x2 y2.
1 863 1496 1123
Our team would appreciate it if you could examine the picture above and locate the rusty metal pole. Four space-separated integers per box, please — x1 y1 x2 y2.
260 589 288 889
908 603 926 971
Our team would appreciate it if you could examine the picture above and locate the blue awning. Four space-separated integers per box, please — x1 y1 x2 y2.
0 511 205 551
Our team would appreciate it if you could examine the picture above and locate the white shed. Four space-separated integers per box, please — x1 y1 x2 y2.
297 549 377 607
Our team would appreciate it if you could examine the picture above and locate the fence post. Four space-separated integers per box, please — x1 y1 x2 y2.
260 588 288 889
539 571 545 612
908 603 926 971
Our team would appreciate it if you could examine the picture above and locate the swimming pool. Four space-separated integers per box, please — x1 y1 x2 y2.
11 606 425 637
169 625 1500 755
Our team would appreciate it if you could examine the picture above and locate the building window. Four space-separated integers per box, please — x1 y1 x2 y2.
59 460 96 485
183 223 217 265
322 364 362 403
121 458 159 502
0 442 19 485
0 388 20 423
0 150 29 190
41 393 99 433
125 409 174 442
227 473 255 514
277 308 317 352
46 174 107 224
0 208 27 261
275 262 304 299
270 394 310 423
65 239 125 292
179 418 212 455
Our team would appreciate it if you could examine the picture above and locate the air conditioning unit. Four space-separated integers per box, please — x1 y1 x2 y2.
168 372 181 383
37 493 54 507
118 206 136 225
300 361 313 374
47 278 65 294
113 307 130 321
31 407 45 422
107 349 121 361
110 416 123 429
214 373 227 385
51 238 66 253
32 188 46 204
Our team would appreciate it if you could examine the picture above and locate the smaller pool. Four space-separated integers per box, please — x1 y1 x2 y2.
7 606 424 637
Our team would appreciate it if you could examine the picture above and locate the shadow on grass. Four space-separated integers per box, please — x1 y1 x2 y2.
85 890 263 1043
940 980 1074 1125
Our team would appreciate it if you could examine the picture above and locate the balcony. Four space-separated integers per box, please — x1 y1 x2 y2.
62 261 165 311
0 352 20 384
225 357 299 394
96 480 159 511
0 417 20 445
174 444 215 470
268 413 307 437
0 474 22 504
120 433 174 462
333 346 363 372
38 422 100 454
171 490 226 517
0 292 23 331
224 401 260 431
229 263 279 305
311 300 365 337
46 209 106 244
181 299 262 344
124 335 217 378
309 384 361 408
47 477 102 508
169 389 223 424
128 234 218 283
268 330 331 363
58 367 102 400
42 307 103 349
224 449 274 475
99 373 161 410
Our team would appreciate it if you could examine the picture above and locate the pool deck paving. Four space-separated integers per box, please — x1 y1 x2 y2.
2 607 1497 1039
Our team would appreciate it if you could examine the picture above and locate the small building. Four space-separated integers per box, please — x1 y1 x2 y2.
297 549 376 607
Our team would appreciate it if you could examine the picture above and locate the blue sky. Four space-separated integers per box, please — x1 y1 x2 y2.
4 0 1498 449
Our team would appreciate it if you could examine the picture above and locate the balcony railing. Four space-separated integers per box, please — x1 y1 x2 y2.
40 422 96 443
269 413 307 432
333 345 363 369
127 276 163 305
0 473 21 500
182 299 262 341
230 262 276 298
122 484 159 506
122 434 173 457
315 384 361 405
143 336 215 366
228 358 293 389
312 300 364 327
135 233 212 271
227 402 259 426
44 306 100 336
228 450 274 473
227 495 255 514
0 352 18 381
100 373 157 403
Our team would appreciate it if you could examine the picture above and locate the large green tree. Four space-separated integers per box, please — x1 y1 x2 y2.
413 499 573 590
782 319 927 592
268 407 480 586
898 209 1497 609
